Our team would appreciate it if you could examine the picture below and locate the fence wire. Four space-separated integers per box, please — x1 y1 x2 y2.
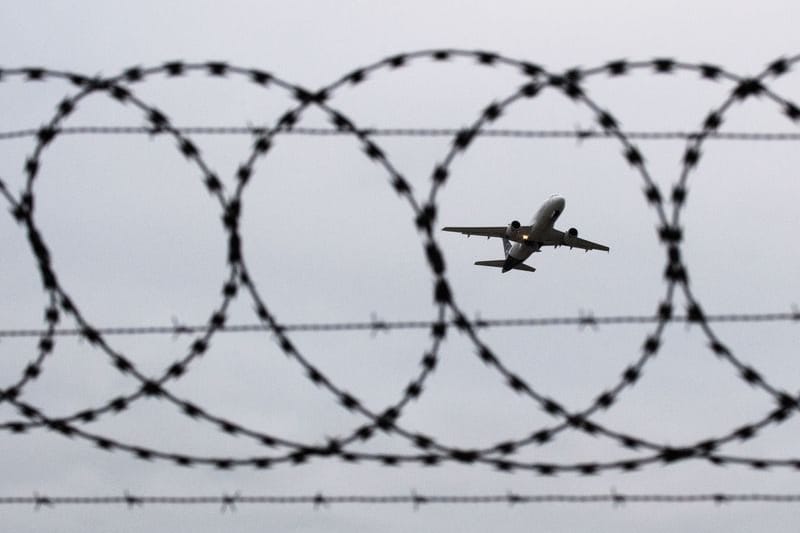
3 491 800 510
3 125 800 141
0 310 798 339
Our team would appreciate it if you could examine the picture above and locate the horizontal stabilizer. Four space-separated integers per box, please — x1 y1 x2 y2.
474 260 536 273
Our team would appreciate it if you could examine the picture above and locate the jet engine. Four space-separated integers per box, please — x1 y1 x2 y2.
505 220 521 238
563 227 579 246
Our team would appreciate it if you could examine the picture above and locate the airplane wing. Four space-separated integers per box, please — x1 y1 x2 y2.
542 228 610 252
441 226 531 239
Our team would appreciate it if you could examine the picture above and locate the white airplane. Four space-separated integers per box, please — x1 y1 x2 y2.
442 195 609 273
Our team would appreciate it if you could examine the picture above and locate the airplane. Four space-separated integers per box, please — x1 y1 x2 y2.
442 194 609 273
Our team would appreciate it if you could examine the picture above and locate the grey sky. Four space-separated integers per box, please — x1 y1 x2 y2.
2 1 800 531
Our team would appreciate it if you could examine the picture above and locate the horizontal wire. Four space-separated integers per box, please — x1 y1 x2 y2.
3 126 800 141
1 311 798 339
4 492 800 508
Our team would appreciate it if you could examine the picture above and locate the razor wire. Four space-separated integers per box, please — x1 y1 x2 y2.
2 50 800 474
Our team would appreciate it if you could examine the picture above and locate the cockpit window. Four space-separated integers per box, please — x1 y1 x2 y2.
550 209 561 222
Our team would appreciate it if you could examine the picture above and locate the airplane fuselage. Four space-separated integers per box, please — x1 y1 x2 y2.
442 193 608 273
502 195 566 272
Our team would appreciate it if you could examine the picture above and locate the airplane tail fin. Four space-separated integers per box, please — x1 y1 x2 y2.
475 260 536 273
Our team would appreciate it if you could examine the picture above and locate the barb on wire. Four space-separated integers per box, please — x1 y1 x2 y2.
369 313 389 337
220 492 239 513
312 492 328 510
169 316 191 340
578 310 598 330
123 491 143 509
32 492 53 511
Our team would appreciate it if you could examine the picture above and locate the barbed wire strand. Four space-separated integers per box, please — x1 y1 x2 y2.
1 310 798 339
3 491 800 509
3 126 800 142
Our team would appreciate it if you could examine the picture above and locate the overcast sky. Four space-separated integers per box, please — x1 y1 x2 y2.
2 1 800 531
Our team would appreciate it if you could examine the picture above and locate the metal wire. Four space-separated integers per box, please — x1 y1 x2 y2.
3 491 800 509
3 125 800 141
0 311 797 339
